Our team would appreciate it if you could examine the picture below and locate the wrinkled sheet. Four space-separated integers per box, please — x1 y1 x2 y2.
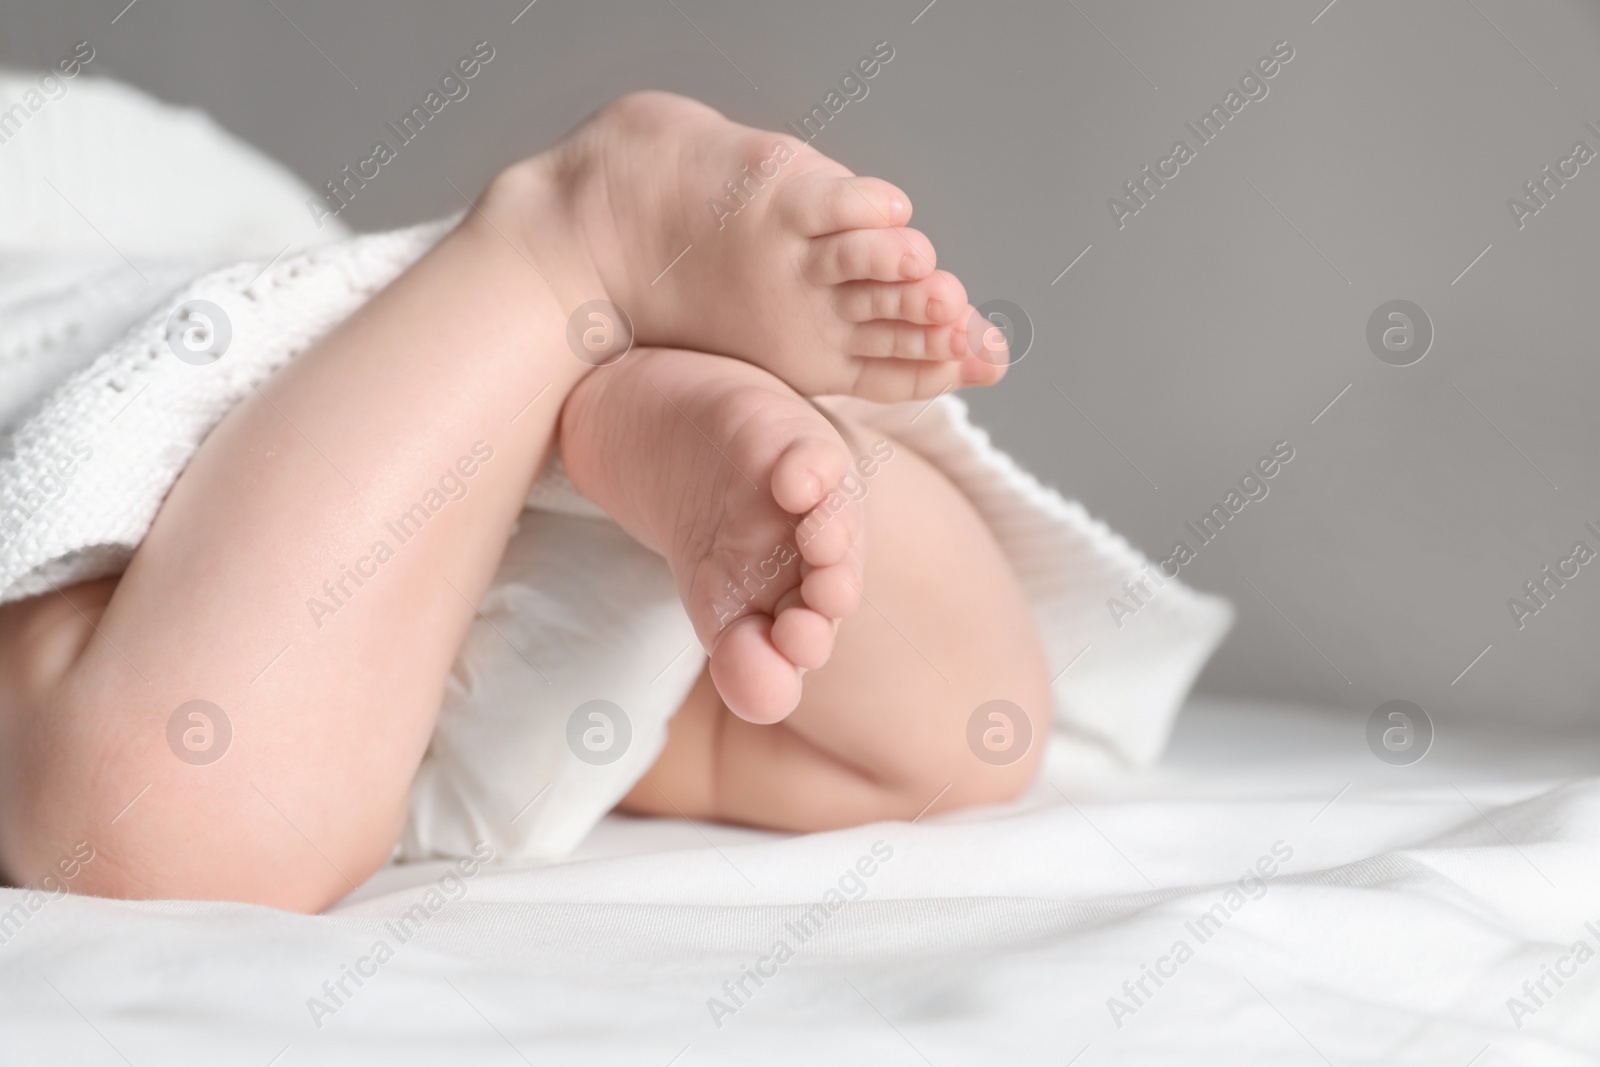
1 698 1596 1066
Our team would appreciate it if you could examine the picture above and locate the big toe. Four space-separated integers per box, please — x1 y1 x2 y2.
710 615 803 724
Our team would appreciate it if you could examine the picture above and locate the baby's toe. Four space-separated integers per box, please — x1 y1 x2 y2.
834 271 968 325
847 356 1003 403
710 615 802 724
962 351 1008 384
794 484 862 567
784 172 913 236
800 560 863 620
964 305 1013 367
770 434 852 516
770 598 836 671
806 227 936 285
848 319 969 361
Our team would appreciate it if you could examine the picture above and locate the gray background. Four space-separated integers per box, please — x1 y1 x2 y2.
6 0 1599 733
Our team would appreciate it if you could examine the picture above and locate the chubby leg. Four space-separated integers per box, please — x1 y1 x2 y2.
0 89 1009 910
0 190 608 912
559 354 1053 829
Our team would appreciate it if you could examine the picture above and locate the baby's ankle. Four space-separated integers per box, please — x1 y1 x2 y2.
473 156 611 315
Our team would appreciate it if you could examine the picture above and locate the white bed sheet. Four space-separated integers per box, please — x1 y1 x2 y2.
2 697 1597 1066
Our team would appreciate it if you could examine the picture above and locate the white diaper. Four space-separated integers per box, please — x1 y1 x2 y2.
0 70 1234 866
401 467 706 861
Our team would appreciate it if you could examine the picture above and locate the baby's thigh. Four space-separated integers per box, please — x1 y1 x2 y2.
0 574 416 909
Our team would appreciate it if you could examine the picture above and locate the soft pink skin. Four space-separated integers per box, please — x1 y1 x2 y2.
0 92 1036 913
560 348 867 724
617 398 1051 835
526 91 1005 720
502 91 1008 402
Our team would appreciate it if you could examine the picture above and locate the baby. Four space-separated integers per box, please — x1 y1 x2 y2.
0 92 1051 911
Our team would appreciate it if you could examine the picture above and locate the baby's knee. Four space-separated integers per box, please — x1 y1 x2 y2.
840 671 1050 823
907 694 1051 815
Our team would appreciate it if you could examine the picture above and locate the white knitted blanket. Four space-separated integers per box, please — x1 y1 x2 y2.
0 221 452 598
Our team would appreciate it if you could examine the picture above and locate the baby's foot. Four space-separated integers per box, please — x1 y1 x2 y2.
491 91 1006 401
559 348 866 723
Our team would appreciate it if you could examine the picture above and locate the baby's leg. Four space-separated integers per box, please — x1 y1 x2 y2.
624 418 1053 830
0 91 1012 910
557 349 1052 828
0 194 609 911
